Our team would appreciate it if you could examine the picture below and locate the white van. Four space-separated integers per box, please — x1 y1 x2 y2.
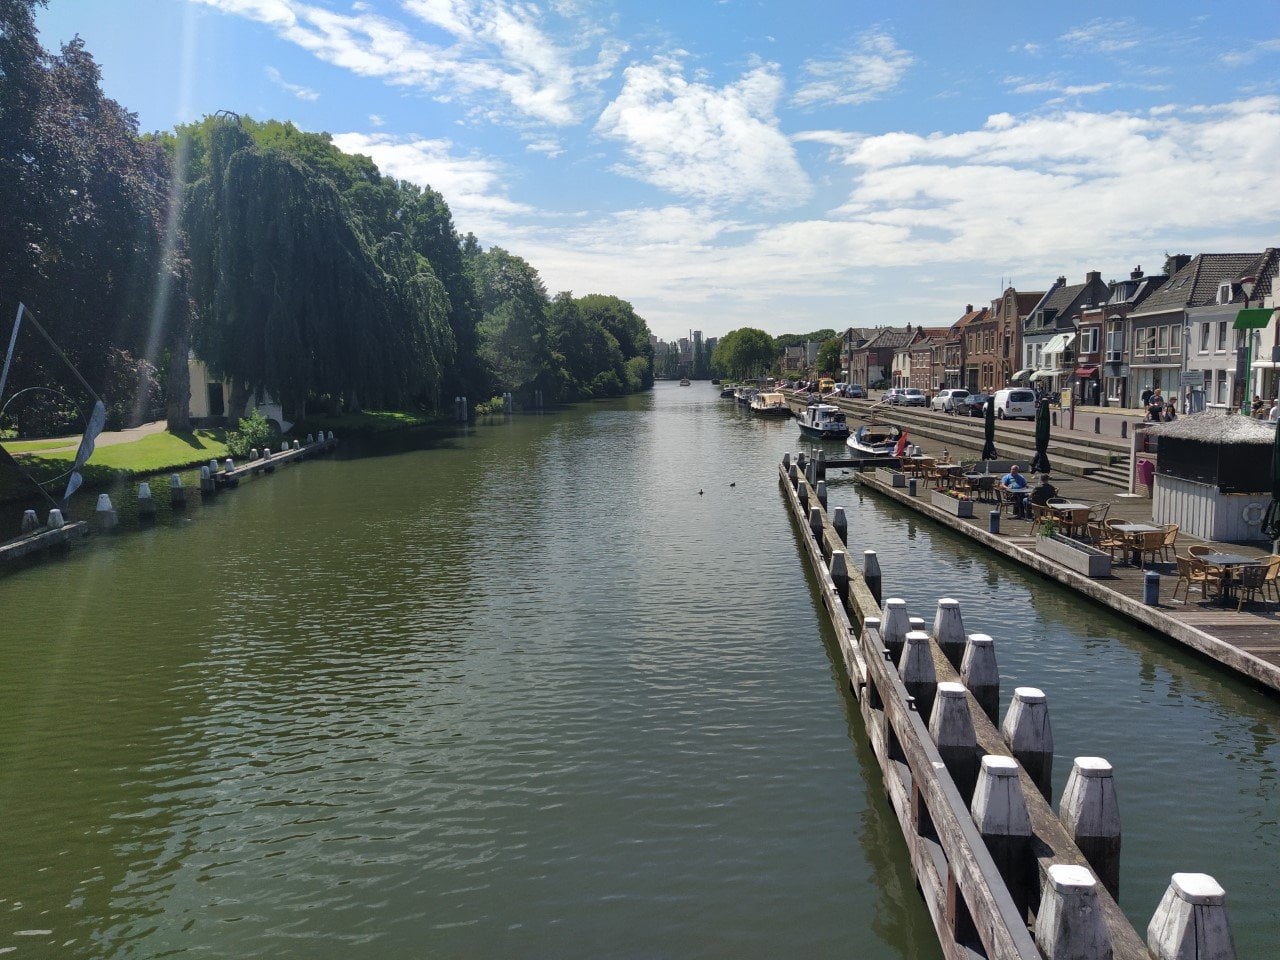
993 387 1037 420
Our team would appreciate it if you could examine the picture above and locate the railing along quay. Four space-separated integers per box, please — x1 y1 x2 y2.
779 451 1238 960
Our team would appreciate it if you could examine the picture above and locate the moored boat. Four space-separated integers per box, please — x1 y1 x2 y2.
679 377 691 386
719 385 736 398
847 423 904 457
748 391 792 417
796 403 849 440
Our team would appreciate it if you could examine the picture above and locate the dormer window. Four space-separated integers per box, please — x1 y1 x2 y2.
1218 282 1233 304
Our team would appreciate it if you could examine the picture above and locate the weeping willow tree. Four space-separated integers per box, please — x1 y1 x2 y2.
181 118 446 418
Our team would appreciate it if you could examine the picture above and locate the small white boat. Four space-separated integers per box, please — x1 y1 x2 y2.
679 377 691 386
796 403 849 440
847 424 904 456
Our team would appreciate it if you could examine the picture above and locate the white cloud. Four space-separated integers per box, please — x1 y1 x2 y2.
368 113 385 126
1221 37 1280 68
330 132 532 235
525 138 563 157
193 0 623 126
1059 18 1139 53
793 30 913 108
264 65 320 100
595 56 811 208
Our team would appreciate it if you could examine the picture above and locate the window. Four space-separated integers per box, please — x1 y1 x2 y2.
1199 324 1210 353
1170 324 1180 355
1217 321 1228 351
1080 328 1099 354
1158 325 1169 354
1216 374 1228 406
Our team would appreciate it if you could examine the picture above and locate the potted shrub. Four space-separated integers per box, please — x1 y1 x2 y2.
1033 516 1112 577
931 487 974 518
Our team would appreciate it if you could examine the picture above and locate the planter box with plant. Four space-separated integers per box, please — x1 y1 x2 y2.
877 468 906 488
1033 519 1112 578
931 489 974 518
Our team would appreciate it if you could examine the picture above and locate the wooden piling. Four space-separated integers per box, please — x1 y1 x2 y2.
972 755 1034 919
816 480 828 509
832 506 848 544
930 682 979 802
830 551 849 606
20 510 38 534
1060 757 1122 901
932 598 965 668
863 549 881 605
1002 687 1054 801
1036 864 1113 960
1147 873 1236 960
882 597 909 663
961 634 1000 725
900 630 938 721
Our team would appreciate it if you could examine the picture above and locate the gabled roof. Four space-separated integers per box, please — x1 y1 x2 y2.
1015 292 1043 314
953 306 988 330
1133 252 1264 315
860 326 919 350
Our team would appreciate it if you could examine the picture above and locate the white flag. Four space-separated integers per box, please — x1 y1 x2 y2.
62 399 106 502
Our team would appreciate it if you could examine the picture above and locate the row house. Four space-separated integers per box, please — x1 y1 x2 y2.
964 288 1041 393
940 306 985 390
839 327 881 384
907 328 950 391
1180 250 1277 411
1079 265 1166 406
849 326 920 388
1018 271 1111 394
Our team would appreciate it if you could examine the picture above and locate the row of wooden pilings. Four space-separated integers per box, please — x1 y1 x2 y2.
15 432 338 536
780 450 1236 960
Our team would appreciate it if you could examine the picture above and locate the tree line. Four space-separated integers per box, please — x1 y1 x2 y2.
710 327 842 380
0 0 653 436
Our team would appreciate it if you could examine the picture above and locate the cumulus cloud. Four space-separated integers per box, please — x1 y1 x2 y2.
793 30 913 108
330 132 532 234
264 65 319 100
193 0 624 126
595 56 811 208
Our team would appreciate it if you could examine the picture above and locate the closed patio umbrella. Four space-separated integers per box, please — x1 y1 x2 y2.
982 396 997 461
1029 400 1051 474
1264 419 1280 550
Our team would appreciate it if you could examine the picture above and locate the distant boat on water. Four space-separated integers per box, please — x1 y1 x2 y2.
679 377 691 385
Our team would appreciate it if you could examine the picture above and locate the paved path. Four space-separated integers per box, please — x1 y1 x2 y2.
13 419 168 455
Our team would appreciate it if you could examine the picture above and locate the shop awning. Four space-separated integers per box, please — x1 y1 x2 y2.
1043 333 1074 355
1251 360 1280 370
1075 366 1098 377
1233 308 1275 330
1012 368 1033 380
1030 370 1053 381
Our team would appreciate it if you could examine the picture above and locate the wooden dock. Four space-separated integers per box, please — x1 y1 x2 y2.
0 520 89 569
212 435 338 489
853 471 1280 695
780 461 1155 960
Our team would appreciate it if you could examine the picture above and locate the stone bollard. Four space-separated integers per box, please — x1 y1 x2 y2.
262 446 271 459
20 509 38 534
1095 416 1101 434
863 550 882 605
1147 873 1235 960
1060 757 1122 901
209 458 219 475
1121 420 1128 439
170 473 186 507
816 480 827 510
290 439 298 450
249 448 258 461
280 442 289 455
989 509 1000 534
1144 570 1160 606
808 506 823 543
47 508 65 528
899 630 937 720
882 598 909 663
137 482 156 519
95 493 117 531
1002 687 1054 800
972 755 1034 919
961 634 1000 724
200 465 214 494
932 598 965 669
224 458 235 474
930 682 979 802
1035 864 1112 960
830 550 849 606
789 463 800 489
833 506 848 544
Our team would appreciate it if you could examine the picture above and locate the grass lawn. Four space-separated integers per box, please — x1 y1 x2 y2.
2 437 78 453
19 429 229 485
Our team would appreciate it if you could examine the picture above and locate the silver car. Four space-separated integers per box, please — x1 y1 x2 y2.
900 388 927 407
931 388 970 413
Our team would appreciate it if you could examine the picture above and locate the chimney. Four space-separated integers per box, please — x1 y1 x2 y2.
1085 270 1101 284
1056 275 1066 286
965 304 973 313
1130 265 1144 280
1163 253 1191 276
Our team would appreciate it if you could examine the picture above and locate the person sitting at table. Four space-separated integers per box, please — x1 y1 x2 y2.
1028 475 1058 509
1000 464 1029 518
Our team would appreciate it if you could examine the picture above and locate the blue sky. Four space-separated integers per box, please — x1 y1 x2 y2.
36 1 1280 340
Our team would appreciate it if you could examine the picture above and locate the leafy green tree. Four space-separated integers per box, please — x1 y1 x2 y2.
469 246 553 397
816 337 843 376
711 328 776 379
774 330 837 350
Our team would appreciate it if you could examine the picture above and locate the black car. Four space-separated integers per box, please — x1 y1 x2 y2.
959 393 991 417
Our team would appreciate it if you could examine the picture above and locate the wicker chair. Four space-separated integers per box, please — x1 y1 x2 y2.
1173 556 1216 603
1262 555 1280 603
1098 518 1127 560
1087 502 1111 525
1137 530 1165 568
1186 545 1227 587
1159 524 1179 563
1235 564 1270 611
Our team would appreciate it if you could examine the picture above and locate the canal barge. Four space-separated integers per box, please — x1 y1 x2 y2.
748 392 792 417
796 403 849 440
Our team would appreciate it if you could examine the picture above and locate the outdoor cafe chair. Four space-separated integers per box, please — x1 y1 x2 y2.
1087 502 1111 525
1234 564 1270 612
974 474 997 503
1173 556 1216 604
1262 555 1280 603
1137 530 1166 568
1159 524 1179 563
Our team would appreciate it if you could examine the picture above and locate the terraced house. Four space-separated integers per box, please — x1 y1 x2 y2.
964 287 1040 393
1018 271 1111 395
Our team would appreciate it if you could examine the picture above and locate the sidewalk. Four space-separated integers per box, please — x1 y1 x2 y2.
6 419 168 455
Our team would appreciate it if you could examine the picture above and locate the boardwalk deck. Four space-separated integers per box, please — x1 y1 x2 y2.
852 471 1280 694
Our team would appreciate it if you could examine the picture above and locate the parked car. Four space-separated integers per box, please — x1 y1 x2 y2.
898 387 927 407
883 387 904 404
931 388 970 413
959 393 991 417
993 387 1037 420
845 383 867 399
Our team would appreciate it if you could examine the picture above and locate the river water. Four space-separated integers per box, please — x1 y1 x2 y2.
0 383 1273 957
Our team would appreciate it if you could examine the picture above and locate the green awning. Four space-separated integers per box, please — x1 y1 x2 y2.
1233 308 1274 329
